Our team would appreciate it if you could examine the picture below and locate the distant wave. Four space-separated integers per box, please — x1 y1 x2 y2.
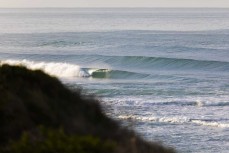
117 115 229 128
38 40 93 47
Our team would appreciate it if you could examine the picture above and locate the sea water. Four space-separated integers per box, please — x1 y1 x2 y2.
0 8 229 153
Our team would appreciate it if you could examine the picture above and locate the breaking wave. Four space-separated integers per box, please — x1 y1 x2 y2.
0 59 99 78
0 59 149 79
1 53 229 72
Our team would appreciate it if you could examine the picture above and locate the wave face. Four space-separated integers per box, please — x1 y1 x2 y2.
82 55 229 72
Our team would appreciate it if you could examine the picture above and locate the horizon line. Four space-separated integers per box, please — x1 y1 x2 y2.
0 6 229 9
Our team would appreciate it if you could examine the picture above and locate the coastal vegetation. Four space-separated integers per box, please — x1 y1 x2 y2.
0 64 175 153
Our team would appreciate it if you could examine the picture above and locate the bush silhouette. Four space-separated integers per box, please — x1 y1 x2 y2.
0 64 175 153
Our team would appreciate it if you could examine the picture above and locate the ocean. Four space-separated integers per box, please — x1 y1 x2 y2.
0 8 229 152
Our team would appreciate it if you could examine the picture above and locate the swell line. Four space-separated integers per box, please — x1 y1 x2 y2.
1 53 229 72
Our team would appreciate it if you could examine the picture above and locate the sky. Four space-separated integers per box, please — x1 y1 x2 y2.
0 0 229 8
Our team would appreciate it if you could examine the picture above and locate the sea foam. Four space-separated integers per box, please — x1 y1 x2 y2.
0 59 90 78
117 115 229 128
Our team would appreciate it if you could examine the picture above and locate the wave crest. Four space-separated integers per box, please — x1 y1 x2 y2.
0 59 91 78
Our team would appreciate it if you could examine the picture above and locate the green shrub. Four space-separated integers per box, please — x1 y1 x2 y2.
5 127 115 153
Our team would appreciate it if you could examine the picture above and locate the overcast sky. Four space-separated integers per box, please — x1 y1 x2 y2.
1 0 229 8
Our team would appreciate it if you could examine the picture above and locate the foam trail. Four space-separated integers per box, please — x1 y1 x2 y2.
190 120 229 128
117 115 229 128
117 115 189 123
1 59 90 78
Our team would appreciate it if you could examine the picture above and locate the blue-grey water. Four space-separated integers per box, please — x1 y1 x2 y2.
0 8 229 153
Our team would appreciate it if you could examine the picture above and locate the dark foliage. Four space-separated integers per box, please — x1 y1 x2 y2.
0 64 176 153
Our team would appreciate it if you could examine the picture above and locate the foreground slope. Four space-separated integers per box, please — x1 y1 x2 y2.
0 64 175 153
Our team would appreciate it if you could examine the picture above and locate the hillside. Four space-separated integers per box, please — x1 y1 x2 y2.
0 64 175 153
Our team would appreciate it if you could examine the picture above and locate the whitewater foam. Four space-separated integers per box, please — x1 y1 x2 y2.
117 115 229 128
118 115 189 123
0 59 90 78
190 120 229 128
